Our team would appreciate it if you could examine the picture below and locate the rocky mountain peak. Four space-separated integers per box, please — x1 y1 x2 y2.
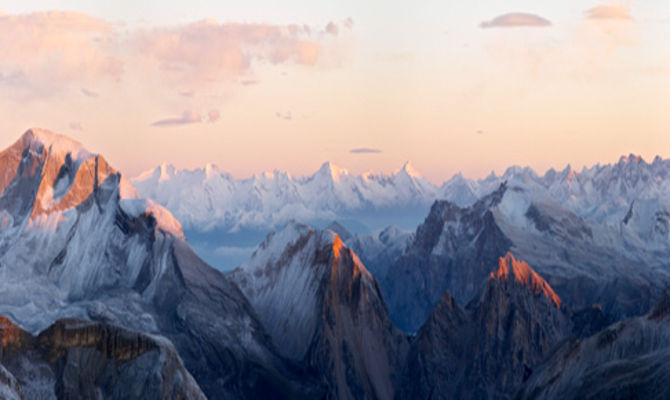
490 252 562 307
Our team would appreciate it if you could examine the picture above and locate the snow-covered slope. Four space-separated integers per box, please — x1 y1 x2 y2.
230 222 408 400
0 129 321 399
132 161 438 232
346 224 413 281
441 154 670 228
131 154 670 237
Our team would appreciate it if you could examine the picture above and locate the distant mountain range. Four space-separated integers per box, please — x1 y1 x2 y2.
133 154 670 270
132 154 670 234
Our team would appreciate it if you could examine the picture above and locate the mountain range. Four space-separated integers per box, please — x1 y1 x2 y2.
132 154 670 271
0 128 669 399
132 154 670 235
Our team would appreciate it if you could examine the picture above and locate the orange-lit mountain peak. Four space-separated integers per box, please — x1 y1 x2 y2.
491 253 562 307
332 234 344 259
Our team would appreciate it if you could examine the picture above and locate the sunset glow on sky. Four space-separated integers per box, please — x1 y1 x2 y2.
0 1 668 183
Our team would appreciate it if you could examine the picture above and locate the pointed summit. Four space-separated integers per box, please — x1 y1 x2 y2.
316 161 348 182
618 153 644 164
490 253 562 307
560 164 575 184
158 163 176 182
396 161 422 178
19 128 91 160
231 223 405 399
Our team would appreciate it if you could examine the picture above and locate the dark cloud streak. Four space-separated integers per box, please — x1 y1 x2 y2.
350 148 381 154
480 13 551 28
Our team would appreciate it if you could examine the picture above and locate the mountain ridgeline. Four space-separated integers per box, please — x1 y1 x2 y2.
0 129 669 399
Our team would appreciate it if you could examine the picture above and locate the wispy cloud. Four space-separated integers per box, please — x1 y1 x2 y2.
350 147 381 154
69 122 83 131
585 5 632 21
480 13 551 28
0 11 348 96
151 110 202 127
325 21 339 36
276 111 292 120
80 87 99 97
135 20 326 87
207 109 220 123
0 11 121 96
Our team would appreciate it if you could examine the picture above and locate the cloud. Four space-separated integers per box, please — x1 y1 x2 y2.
343 18 354 30
151 110 202 127
480 13 552 28
276 111 292 120
0 11 347 97
135 20 326 87
240 79 258 86
69 122 83 131
80 87 99 97
350 147 381 154
585 5 632 20
325 21 339 36
0 11 122 96
207 109 220 123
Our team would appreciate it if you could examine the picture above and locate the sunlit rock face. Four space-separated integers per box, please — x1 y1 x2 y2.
399 254 571 400
231 222 409 400
518 288 670 400
0 129 322 399
0 316 205 399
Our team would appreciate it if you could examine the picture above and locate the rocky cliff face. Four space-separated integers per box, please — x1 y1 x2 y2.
0 316 205 399
383 181 670 333
383 184 511 332
517 287 670 400
399 254 571 400
0 364 22 400
231 222 408 399
0 129 320 399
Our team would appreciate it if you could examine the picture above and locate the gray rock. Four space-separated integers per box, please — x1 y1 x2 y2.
0 317 205 399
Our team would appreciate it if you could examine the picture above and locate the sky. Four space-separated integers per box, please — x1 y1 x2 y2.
0 1 668 183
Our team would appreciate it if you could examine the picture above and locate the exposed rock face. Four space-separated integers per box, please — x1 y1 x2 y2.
383 181 670 333
231 222 408 400
400 254 570 400
0 364 22 400
0 129 320 399
384 184 511 332
0 316 205 399
517 287 670 400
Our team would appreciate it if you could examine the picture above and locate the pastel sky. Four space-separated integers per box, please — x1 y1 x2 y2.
0 1 668 183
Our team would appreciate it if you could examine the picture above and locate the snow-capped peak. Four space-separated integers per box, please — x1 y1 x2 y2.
158 163 176 182
204 162 219 179
618 153 644 164
395 161 422 178
19 128 92 161
316 161 348 182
